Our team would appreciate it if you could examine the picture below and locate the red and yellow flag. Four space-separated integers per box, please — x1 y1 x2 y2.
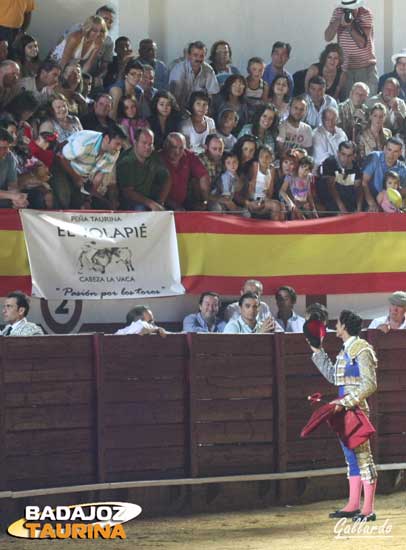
1 210 406 296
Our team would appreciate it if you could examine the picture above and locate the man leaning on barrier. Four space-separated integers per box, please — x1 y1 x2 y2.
115 305 166 337
368 291 406 332
223 292 279 334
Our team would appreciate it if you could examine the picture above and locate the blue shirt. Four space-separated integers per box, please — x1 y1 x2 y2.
183 312 226 333
276 311 305 333
363 151 406 195
263 64 294 98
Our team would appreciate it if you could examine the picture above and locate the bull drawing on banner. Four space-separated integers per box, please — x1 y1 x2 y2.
78 242 135 274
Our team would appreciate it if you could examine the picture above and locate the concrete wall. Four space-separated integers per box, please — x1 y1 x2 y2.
28 0 401 76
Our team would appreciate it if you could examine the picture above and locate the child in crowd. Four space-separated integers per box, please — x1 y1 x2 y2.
181 91 216 154
245 57 269 118
216 108 238 151
117 95 149 146
280 155 318 219
377 171 403 213
209 151 243 213
243 145 283 220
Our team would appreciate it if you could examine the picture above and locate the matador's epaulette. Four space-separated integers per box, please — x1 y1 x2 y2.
348 338 378 367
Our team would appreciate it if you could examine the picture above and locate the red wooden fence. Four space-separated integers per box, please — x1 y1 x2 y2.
0 331 405 492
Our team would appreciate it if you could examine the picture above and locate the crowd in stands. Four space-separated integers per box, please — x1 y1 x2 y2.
1 1 406 217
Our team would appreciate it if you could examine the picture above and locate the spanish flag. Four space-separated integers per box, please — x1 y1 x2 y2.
0 210 31 295
175 212 406 295
1 211 406 297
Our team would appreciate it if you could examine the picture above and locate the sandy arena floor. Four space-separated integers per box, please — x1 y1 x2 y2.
0 491 404 549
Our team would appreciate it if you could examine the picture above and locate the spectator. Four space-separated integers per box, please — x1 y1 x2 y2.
304 43 347 101
245 57 269 116
304 76 338 129
136 38 169 91
378 49 406 101
1 291 43 336
275 285 305 332
0 0 35 45
104 36 133 89
263 41 293 96
239 103 279 151
338 81 369 142
277 95 313 155
81 92 115 132
199 134 224 191
39 93 83 143
91 5 116 88
279 155 318 219
318 140 362 214
53 125 125 209
324 0 378 96
362 137 406 211
49 15 107 73
312 106 348 169
0 60 21 109
209 40 240 86
0 128 28 209
160 132 210 210
368 291 406 332
117 95 149 146
366 77 406 137
0 40 8 63
137 64 158 119
377 171 402 213
81 72 93 104
305 302 329 324
181 91 216 154
115 305 166 336
212 74 249 133
215 108 238 151
233 135 258 183
56 61 87 117
225 279 278 325
6 90 40 144
13 33 40 77
117 127 170 211
357 103 391 161
268 75 291 122
168 40 219 111
147 90 181 150
17 59 61 106
208 150 243 214
223 292 280 334
183 292 226 333
109 59 144 120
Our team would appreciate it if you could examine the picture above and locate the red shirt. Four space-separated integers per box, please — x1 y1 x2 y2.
160 149 208 206
29 140 54 169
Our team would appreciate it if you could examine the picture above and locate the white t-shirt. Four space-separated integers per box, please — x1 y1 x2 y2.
277 120 313 150
180 116 216 154
368 314 406 330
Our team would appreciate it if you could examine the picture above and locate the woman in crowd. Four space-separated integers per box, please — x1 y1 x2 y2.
213 74 249 133
304 43 347 101
109 59 144 120
39 93 83 143
6 91 41 144
238 103 279 150
13 34 41 77
49 15 107 73
117 95 149 146
209 40 240 86
180 91 216 154
233 134 258 183
148 91 181 150
268 75 291 122
357 103 392 160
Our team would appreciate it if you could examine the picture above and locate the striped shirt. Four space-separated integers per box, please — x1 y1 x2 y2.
330 7 376 71
62 131 119 178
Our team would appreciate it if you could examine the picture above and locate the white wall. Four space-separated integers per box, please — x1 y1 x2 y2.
29 0 396 77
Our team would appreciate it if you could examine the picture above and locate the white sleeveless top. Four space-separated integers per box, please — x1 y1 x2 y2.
51 36 96 64
254 169 271 200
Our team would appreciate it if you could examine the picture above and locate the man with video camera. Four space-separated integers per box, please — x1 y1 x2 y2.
325 1 377 98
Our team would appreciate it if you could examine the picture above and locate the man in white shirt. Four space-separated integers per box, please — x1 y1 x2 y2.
275 285 305 333
305 76 338 129
1 291 43 336
115 305 166 336
224 292 280 334
368 291 406 332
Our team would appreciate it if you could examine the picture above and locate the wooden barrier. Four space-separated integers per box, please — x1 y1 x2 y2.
0 331 405 493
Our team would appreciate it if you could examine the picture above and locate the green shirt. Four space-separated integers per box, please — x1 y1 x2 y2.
117 148 169 201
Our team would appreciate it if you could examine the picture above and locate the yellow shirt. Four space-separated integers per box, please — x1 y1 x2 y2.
0 0 35 29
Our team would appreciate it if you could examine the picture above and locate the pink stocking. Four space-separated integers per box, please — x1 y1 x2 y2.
341 475 362 512
361 480 377 515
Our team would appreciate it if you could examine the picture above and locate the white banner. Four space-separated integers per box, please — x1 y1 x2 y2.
20 211 185 300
